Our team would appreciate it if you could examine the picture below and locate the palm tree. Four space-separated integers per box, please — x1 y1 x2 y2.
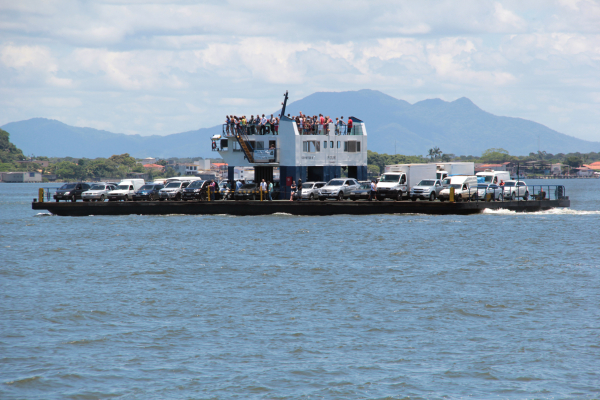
427 148 435 161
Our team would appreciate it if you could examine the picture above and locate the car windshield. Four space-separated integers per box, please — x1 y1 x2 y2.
117 185 129 190
188 181 205 188
303 183 314 189
380 174 400 182
504 182 515 187
165 182 181 188
328 180 344 186
418 180 435 186
450 184 462 189
139 185 154 190
360 183 370 189
89 184 105 190
60 184 77 189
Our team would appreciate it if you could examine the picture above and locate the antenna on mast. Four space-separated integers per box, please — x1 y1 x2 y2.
281 91 289 117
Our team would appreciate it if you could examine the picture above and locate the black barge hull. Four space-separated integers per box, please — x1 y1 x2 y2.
32 199 570 217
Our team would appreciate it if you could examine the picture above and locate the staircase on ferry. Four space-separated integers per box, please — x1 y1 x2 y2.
235 128 254 163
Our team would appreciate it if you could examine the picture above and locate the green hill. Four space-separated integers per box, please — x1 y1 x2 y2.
0 128 26 171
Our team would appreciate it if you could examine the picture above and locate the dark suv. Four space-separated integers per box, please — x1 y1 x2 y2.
132 183 164 201
182 180 223 201
54 182 91 202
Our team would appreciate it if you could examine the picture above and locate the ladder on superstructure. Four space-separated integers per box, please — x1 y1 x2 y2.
235 128 254 163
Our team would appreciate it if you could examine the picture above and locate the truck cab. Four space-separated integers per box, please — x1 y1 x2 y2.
376 172 407 201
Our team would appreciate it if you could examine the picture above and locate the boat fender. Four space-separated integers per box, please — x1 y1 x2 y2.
212 141 217 150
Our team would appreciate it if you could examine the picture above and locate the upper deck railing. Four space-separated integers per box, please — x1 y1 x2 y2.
222 122 364 136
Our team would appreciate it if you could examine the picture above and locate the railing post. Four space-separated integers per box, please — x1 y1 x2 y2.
38 188 44 203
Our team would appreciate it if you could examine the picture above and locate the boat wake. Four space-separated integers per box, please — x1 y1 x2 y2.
482 208 600 216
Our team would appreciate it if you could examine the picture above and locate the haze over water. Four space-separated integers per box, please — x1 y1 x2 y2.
2 180 599 399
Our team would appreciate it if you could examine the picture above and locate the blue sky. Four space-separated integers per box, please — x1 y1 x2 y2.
1 0 599 143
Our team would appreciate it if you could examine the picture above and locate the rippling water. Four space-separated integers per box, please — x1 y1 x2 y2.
2 180 599 399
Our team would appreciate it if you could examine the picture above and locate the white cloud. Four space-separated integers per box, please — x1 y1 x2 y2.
0 0 599 143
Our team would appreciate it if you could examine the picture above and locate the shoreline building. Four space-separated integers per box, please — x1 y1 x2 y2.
211 93 368 199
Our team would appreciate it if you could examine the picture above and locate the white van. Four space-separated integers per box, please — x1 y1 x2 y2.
107 179 145 201
438 175 478 201
476 170 511 185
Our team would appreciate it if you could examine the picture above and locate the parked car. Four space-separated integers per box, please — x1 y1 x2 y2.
502 180 529 200
318 178 360 201
234 183 260 200
410 179 444 201
54 182 91 202
159 180 194 201
132 183 164 201
82 182 118 202
472 183 503 201
349 181 372 201
298 181 326 200
182 180 219 201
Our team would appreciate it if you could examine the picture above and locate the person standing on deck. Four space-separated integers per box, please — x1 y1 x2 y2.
267 181 273 201
297 179 303 201
347 117 353 135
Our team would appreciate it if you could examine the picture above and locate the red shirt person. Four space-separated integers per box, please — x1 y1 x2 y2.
347 118 353 134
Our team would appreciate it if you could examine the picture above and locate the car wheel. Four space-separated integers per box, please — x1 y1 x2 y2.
411 197 416 201
99 194 105 202
337 192 343 201
55 199 59 202
524 191 529 201
511 192 516 201
71 195 76 202
429 193 435 201
396 191 402 201
309 193 314 200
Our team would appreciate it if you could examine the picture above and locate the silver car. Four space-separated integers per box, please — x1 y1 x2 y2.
299 181 326 200
410 179 443 201
159 181 192 201
318 178 360 201
81 182 118 202
473 183 503 201
502 180 529 200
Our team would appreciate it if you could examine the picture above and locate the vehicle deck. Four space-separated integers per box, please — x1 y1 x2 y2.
32 198 570 217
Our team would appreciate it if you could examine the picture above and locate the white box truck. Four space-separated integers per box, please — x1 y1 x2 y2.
435 162 475 181
378 163 436 200
107 179 145 201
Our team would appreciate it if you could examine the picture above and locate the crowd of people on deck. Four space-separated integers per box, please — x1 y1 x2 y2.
225 112 355 136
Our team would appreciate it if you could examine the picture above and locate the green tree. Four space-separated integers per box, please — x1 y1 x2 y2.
480 148 514 163
53 161 83 180
565 156 582 168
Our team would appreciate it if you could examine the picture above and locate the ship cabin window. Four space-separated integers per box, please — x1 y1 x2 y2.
303 141 320 153
330 141 334 148
343 141 361 153
323 141 327 149
220 139 228 150
337 141 341 149
269 140 276 149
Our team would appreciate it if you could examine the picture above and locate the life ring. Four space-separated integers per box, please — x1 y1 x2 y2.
212 141 217 150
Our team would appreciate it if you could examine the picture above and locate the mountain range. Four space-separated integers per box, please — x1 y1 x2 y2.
2 89 599 159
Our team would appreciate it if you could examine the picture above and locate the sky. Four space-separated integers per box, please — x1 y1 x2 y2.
1 0 599 143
